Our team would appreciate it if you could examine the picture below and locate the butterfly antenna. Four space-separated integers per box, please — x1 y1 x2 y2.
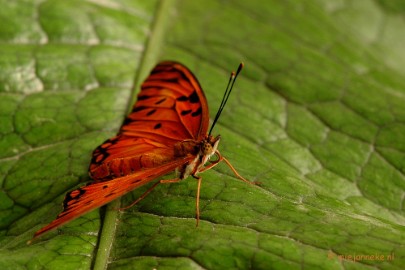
209 62 244 136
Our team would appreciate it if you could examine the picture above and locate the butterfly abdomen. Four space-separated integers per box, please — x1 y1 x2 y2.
90 151 177 181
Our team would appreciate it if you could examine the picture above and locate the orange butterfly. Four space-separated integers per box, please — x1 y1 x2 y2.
32 61 254 240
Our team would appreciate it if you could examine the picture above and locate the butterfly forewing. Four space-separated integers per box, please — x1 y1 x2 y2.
33 156 194 238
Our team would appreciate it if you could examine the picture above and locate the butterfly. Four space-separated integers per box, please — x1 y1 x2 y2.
32 61 254 240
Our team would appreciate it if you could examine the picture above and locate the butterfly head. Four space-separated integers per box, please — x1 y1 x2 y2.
201 135 221 159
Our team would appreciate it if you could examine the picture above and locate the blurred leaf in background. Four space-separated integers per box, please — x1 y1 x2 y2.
0 0 404 269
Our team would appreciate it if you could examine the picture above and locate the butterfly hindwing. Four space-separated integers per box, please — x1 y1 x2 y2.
90 62 209 181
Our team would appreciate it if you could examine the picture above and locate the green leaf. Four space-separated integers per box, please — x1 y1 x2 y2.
1 0 404 269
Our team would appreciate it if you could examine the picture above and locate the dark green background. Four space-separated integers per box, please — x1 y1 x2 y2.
0 0 404 269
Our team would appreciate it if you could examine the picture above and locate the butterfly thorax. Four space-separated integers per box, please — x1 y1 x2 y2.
177 135 220 180
173 140 200 157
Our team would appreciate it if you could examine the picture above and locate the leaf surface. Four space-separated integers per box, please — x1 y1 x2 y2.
0 0 404 269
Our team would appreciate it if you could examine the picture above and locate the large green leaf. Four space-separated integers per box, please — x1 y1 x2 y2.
1 0 404 269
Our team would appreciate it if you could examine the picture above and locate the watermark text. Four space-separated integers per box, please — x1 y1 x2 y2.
328 251 395 262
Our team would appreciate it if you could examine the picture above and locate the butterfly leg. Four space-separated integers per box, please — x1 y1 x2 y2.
209 150 258 185
191 175 203 227
221 155 255 185
119 178 181 210
198 151 222 173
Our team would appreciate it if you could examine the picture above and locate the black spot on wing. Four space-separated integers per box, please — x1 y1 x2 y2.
191 107 202 117
161 78 178 83
131 178 142 184
147 109 156 116
189 91 199 103
154 123 162 129
92 150 107 165
91 138 119 165
105 193 115 198
122 117 134 126
138 95 151 100
177 96 188 101
155 98 166 105
177 91 200 104
133 106 147 112
151 68 163 75
62 188 86 210
181 110 192 116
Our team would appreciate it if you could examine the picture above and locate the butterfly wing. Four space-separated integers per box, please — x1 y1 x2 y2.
122 61 209 141
33 62 210 238
33 156 194 238
90 61 210 181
